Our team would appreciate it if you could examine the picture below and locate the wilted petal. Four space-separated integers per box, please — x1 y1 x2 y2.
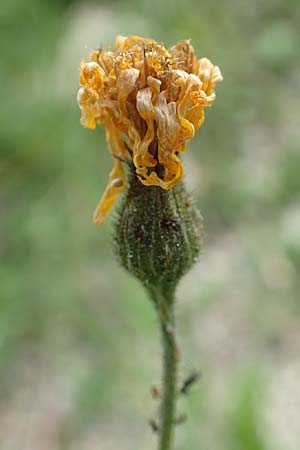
196 58 223 94
136 86 155 118
77 86 98 129
138 152 183 189
135 86 156 168
117 68 140 97
117 68 140 131
93 159 126 224
155 94 180 150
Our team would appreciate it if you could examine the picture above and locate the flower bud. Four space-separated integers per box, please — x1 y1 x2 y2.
113 166 203 295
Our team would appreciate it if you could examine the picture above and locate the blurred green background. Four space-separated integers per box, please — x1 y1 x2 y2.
1 0 300 449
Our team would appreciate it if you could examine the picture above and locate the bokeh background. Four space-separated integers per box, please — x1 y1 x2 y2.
1 0 300 449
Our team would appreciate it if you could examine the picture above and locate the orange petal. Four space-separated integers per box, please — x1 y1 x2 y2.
93 159 126 224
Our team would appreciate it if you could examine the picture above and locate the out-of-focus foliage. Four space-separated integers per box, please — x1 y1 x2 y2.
0 1 300 449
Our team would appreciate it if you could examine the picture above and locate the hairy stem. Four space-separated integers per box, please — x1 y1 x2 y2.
152 287 178 450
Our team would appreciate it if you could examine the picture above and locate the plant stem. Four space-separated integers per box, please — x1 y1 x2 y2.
152 287 178 450
159 316 178 450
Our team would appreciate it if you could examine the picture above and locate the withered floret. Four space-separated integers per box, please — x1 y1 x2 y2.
77 35 222 224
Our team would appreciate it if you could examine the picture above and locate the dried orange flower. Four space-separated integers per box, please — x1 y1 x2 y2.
77 35 222 224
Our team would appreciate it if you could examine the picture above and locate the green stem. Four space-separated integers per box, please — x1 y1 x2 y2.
152 287 178 450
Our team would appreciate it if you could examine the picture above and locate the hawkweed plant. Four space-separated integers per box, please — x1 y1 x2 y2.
77 35 222 450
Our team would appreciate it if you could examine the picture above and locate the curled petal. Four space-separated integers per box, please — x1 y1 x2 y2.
136 86 155 118
134 76 162 171
77 86 98 129
162 152 184 188
172 69 192 87
117 69 140 103
135 86 156 168
211 65 223 85
186 106 205 131
177 73 201 116
117 68 140 127
175 74 204 142
135 91 185 188
196 58 223 94
80 60 106 91
114 68 141 151
137 153 183 189
155 94 181 152
93 159 126 224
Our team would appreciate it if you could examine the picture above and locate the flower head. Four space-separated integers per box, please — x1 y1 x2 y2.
77 35 222 224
